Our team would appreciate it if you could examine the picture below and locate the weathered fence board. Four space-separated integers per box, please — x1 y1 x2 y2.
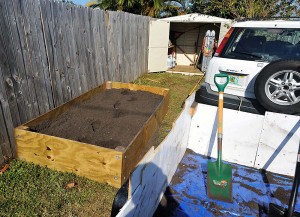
0 0 150 164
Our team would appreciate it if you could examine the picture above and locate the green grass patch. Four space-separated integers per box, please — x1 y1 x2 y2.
0 72 201 216
0 160 117 217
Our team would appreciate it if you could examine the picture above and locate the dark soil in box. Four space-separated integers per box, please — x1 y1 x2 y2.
31 89 163 150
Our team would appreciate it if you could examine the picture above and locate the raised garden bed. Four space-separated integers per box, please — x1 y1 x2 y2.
15 81 169 188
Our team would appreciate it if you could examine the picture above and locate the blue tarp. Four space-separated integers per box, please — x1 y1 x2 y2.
155 149 300 217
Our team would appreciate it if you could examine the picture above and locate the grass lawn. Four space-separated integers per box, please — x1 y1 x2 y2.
0 72 202 217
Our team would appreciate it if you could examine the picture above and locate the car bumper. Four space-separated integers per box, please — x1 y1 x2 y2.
195 83 266 115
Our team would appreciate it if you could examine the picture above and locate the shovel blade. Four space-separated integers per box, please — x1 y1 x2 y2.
207 161 232 203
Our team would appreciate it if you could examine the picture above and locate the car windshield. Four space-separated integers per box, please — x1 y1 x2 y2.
221 27 300 62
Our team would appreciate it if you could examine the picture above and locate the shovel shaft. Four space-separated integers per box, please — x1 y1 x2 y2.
217 92 224 164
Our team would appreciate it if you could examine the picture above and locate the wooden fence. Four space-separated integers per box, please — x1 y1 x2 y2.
0 0 150 165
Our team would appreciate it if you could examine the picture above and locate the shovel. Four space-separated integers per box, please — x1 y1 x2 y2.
207 73 232 202
269 141 300 217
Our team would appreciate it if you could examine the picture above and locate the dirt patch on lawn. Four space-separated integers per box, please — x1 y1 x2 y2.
32 89 163 150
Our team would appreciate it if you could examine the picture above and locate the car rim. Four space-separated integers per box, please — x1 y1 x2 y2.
265 70 300 106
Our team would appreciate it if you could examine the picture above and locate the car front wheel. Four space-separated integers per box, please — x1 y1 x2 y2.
254 59 300 114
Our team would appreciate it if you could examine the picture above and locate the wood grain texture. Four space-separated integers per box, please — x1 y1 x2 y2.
15 128 123 187
0 100 12 160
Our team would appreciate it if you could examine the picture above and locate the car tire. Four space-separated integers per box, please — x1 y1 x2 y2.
254 59 300 115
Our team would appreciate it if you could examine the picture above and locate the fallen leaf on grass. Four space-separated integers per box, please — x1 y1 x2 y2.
0 164 9 175
65 182 78 189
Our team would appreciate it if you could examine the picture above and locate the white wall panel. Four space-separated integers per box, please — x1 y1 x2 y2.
148 20 170 72
254 112 300 176
188 103 264 167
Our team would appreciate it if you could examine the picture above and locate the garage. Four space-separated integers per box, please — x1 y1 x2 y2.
158 14 232 73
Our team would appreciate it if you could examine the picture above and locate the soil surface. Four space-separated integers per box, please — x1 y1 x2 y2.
32 89 163 150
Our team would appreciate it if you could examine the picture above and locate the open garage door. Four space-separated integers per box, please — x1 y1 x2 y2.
148 20 170 72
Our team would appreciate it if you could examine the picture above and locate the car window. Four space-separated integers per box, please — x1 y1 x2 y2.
221 27 300 62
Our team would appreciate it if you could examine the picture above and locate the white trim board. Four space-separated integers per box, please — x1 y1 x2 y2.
188 103 300 176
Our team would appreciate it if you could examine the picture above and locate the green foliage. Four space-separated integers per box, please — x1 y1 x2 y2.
87 0 186 18
0 160 117 216
190 0 299 19
58 0 75 4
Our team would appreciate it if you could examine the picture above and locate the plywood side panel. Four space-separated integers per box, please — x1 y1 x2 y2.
254 112 300 176
15 129 123 187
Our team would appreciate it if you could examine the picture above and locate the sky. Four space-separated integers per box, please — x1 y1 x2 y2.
72 0 89 6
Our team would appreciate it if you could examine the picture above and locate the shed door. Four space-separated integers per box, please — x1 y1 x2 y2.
148 20 170 72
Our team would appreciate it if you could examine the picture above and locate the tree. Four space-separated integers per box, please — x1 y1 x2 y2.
86 0 186 18
189 0 298 19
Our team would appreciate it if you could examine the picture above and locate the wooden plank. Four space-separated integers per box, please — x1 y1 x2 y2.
52 1 71 103
32 0 54 110
144 17 150 74
89 8 102 86
0 64 16 159
116 11 122 82
132 14 138 81
68 4 83 96
145 17 150 74
0 146 5 166
106 11 113 81
0 98 12 160
61 3 81 98
107 11 119 81
98 10 109 82
123 13 131 82
78 6 93 90
0 1 22 126
21 0 51 114
3 0 35 123
85 8 97 89
74 6 88 93
137 15 142 77
40 0 64 106
15 128 123 187
58 2 73 101
11 0 40 119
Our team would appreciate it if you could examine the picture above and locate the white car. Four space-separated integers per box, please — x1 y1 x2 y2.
196 20 300 115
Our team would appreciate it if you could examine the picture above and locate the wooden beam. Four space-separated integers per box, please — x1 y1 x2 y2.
176 45 194 64
15 128 123 188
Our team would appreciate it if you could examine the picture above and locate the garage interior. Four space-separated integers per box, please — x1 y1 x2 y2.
160 14 232 74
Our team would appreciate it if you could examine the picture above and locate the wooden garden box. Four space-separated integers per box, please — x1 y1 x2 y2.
14 81 169 188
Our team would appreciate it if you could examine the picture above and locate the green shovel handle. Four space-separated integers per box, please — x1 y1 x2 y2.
214 73 229 92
